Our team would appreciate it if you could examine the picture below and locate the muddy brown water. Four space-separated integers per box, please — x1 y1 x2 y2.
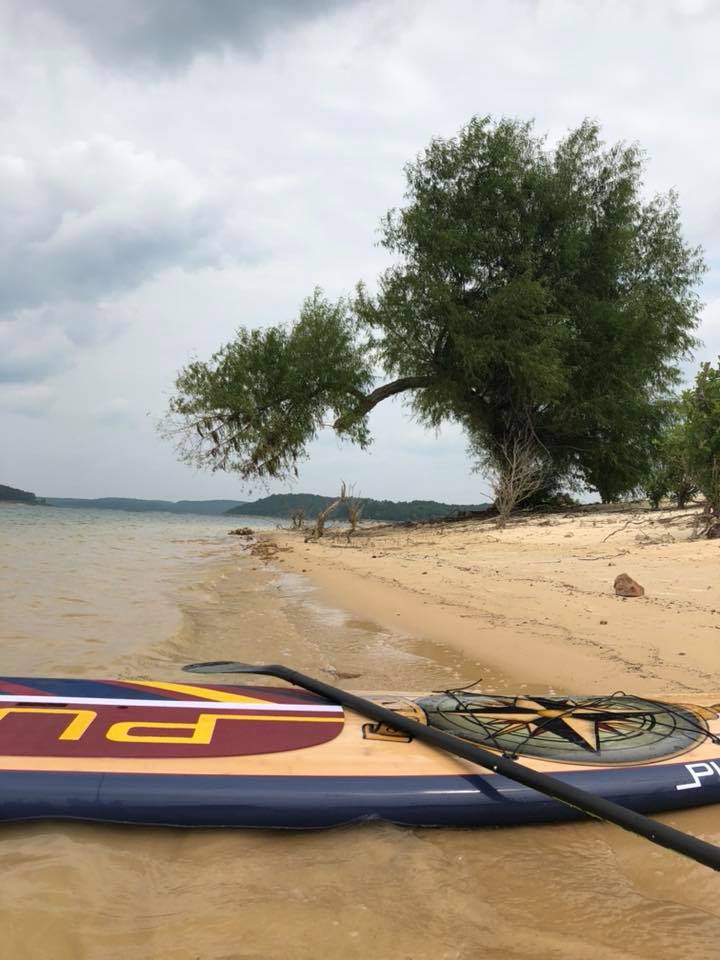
1 505 720 959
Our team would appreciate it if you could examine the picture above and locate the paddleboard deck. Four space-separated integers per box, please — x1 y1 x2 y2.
1 677 720 828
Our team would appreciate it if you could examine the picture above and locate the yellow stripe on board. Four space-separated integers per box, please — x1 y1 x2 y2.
129 680 273 704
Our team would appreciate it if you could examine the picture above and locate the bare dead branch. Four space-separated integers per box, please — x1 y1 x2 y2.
305 482 349 541
601 518 651 542
345 493 364 543
289 509 305 530
482 431 550 528
577 552 629 561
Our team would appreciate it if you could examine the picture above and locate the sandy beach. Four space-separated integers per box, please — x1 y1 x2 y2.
265 505 720 697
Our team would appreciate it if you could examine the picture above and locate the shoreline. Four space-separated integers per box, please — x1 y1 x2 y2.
259 505 720 695
3 500 720 959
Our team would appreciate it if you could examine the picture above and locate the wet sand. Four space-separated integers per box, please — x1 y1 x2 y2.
2 505 720 959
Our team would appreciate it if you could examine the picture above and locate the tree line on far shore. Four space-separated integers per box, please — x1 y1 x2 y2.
0 484 44 505
225 492 489 523
164 116 719 529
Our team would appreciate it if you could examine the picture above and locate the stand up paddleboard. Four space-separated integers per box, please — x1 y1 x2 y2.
1 676 720 828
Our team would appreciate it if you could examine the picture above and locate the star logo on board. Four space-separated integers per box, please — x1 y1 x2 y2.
451 697 665 752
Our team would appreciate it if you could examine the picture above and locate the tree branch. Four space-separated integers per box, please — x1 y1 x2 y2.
333 376 433 431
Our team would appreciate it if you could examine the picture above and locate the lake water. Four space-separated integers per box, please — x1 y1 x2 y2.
1 503 719 959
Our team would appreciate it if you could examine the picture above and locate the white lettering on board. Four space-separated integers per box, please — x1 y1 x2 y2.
675 761 720 791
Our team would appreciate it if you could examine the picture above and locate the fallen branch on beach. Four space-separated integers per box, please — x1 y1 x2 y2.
655 511 702 525
578 552 629 561
601 518 652 542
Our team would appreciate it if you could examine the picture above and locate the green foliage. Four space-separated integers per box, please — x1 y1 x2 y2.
361 117 703 498
168 117 705 501
683 359 720 515
166 290 374 481
641 410 697 509
225 493 489 522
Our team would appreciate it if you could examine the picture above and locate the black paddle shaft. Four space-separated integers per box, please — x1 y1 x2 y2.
183 660 720 872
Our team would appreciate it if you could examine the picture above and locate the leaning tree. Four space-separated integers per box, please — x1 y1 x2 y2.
166 117 705 503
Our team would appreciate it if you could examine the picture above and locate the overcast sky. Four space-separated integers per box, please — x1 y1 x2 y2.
2 0 719 503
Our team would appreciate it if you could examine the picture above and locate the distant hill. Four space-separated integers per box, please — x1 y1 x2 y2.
225 493 489 523
45 497 246 516
0 483 43 505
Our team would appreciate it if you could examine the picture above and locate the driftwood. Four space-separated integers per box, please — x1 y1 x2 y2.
289 509 305 530
344 497 364 542
304 482 349 542
601 518 651 542
577 552 628 561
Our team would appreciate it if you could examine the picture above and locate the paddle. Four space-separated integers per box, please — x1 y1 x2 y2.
183 659 720 872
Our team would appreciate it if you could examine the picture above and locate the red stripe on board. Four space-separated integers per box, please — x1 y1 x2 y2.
0 680 57 698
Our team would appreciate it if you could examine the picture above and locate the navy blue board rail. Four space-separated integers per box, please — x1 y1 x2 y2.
2 762 720 828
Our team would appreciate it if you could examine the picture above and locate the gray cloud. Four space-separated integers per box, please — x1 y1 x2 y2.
0 381 55 418
0 300 129 386
18 0 362 69
0 137 226 315
0 136 239 382
0 319 70 384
